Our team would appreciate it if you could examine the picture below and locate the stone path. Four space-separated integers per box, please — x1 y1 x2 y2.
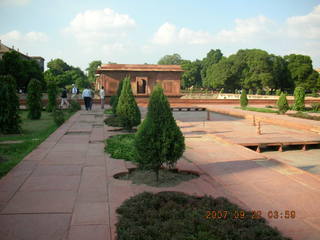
1 105 320 240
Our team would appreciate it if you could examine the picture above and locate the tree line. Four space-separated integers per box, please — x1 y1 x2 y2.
157 49 320 93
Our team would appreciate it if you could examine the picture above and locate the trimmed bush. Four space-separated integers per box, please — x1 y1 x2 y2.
116 77 141 130
277 93 289 114
46 74 57 112
275 89 281 96
311 102 320 112
116 191 291 240
312 88 318 98
104 115 122 127
293 87 305 111
112 79 124 114
240 89 248 108
0 75 21 134
53 109 65 126
266 89 271 95
69 100 81 112
27 78 42 119
135 84 185 181
248 89 253 95
109 95 116 107
256 88 262 95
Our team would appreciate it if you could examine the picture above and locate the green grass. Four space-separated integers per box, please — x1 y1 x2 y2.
104 108 113 114
116 168 198 187
0 110 74 177
236 106 279 114
105 134 138 163
116 191 291 240
288 112 320 121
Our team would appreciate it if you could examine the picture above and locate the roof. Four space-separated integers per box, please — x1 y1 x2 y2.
96 64 183 73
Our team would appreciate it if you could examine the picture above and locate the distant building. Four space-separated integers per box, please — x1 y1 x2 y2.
96 64 183 96
0 40 45 71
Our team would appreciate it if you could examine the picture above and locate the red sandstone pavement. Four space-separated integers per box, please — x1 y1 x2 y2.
0 105 320 240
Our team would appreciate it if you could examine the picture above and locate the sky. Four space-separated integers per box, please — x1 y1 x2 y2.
1 0 320 72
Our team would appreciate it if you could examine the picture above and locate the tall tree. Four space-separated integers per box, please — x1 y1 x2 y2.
201 49 223 84
47 58 71 75
86 60 102 83
181 59 202 88
158 53 183 65
27 78 42 119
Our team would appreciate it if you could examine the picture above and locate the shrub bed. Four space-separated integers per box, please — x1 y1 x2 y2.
237 107 279 113
288 112 320 121
104 115 122 127
116 191 291 240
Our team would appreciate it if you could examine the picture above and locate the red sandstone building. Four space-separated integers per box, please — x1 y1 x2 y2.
95 64 183 97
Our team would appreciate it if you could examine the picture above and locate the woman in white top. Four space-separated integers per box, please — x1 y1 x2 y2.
99 86 105 109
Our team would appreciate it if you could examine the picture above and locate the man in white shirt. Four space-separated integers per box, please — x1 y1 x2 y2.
99 86 105 109
82 86 92 110
71 84 78 99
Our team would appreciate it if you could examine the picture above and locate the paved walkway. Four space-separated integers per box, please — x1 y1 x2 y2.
0 106 320 240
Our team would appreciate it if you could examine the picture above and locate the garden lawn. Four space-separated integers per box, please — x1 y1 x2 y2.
236 106 279 114
0 110 73 177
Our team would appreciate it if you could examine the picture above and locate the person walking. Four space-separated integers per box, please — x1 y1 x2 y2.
60 87 69 109
99 86 105 109
82 85 92 111
71 84 78 99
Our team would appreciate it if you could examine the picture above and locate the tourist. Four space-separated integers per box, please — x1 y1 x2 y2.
60 87 69 109
99 86 105 109
82 85 92 111
71 84 78 99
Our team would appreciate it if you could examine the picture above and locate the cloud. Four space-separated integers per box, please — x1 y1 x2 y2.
286 5 320 39
64 8 135 47
0 0 31 6
152 22 213 45
0 30 48 44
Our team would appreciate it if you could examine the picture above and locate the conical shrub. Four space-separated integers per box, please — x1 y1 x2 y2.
293 87 305 111
27 78 42 119
116 77 140 130
135 84 185 180
46 75 57 112
112 79 124 114
0 75 21 134
277 92 289 114
240 89 248 108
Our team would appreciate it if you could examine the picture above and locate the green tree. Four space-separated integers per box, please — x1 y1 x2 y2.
0 75 21 133
293 87 305 111
135 84 185 181
112 79 124 114
47 58 71 75
45 72 57 112
86 60 102 83
202 49 223 85
158 53 183 65
116 77 141 130
181 59 202 88
277 93 289 114
240 89 248 108
27 79 42 119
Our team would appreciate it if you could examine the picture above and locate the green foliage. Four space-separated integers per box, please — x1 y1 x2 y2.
0 75 21 134
116 192 291 240
266 89 271 95
86 60 102 83
135 85 185 180
311 102 320 112
181 59 202 88
26 79 42 120
53 109 65 126
256 89 262 95
104 115 122 127
275 89 281 96
109 95 116 106
248 89 253 95
288 112 320 121
68 100 81 112
240 90 248 108
116 77 141 130
312 88 318 97
277 93 289 114
293 87 305 111
201 49 223 85
46 72 57 112
105 134 138 163
0 51 44 91
112 79 124 114
238 106 278 113
158 53 183 65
